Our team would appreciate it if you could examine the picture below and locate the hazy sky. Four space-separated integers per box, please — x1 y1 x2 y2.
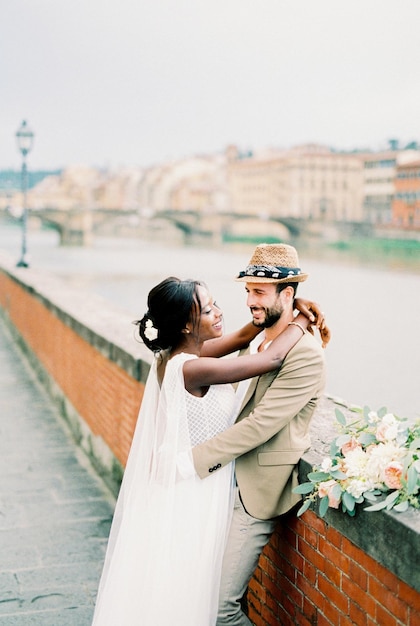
2 0 419 170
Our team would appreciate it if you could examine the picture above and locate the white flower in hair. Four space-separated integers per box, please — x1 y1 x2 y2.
144 319 158 341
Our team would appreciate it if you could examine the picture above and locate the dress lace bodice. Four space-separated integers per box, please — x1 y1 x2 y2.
185 382 236 446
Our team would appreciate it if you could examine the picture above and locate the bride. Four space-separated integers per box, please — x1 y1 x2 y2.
92 276 325 625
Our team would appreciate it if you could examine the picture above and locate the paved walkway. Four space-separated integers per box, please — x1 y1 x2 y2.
0 321 116 625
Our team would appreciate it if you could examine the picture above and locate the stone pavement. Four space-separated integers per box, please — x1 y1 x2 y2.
0 321 116 625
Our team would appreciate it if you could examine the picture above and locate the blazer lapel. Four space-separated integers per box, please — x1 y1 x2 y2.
241 376 258 409
237 369 277 421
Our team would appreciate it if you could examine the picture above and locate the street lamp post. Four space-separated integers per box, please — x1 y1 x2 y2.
15 120 34 267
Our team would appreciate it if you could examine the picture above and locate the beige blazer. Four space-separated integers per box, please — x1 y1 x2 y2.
192 332 326 520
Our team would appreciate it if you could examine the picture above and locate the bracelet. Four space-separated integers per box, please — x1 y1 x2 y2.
288 321 306 336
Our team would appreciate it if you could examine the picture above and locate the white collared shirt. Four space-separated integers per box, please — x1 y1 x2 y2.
233 332 270 416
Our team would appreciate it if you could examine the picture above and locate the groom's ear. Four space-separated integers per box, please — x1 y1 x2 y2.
279 285 295 303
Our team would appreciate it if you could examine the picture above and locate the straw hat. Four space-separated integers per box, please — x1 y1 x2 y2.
235 243 308 283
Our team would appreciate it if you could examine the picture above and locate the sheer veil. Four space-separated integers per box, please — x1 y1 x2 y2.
92 353 235 626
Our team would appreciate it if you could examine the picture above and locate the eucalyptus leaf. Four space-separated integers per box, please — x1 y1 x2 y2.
293 482 315 495
331 483 342 500
385 490 400 503
358 432 376 446
407 466 418 494
329 440 340 457
330 469 348 480
393 500 409 512
363 491 379 502
384 491 400 509
296 499 312 516
335 408 347 426
307 471 330 482
364 500 388 512
342 492 356 511
362 406 370 420
335 434 351 448
319 495 329 518
402 452 414 474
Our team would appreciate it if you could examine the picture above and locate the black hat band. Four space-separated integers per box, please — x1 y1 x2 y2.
237 264 303 280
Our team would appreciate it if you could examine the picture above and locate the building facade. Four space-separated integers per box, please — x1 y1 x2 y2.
359 151 397 225
227 144 364 223
392 159 420 230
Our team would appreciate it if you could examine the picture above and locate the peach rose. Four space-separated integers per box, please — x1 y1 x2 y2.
341 437 361 456
383 461 403 490
318 479 341 508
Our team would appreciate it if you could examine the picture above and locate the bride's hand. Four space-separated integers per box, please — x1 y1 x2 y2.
294 297 324 327
307 322 331 348
294 298 331 348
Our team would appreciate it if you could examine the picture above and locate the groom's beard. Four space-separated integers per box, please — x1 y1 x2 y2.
251 305 283 329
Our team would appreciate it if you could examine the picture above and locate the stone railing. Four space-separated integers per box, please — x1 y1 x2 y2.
0 252 419 626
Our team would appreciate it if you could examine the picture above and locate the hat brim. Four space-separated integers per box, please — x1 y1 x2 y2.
235 273 308 284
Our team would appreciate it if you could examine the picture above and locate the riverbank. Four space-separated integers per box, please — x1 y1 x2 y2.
325 236 420 272
226 232 420 275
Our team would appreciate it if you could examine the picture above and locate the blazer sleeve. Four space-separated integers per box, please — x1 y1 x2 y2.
192 335 325 479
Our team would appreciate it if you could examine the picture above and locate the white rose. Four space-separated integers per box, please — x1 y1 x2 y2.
368 410 379 424
321 457 333 472
376 414 400 442
366 442 405 485
346 478 372 499
343 447 368 478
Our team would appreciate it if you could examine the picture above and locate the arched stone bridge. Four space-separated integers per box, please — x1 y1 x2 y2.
27 207 370 246
28 208 305 245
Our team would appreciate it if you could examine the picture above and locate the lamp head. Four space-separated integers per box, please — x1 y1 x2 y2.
16 120 34 157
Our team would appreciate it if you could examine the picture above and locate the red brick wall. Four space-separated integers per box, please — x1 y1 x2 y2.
0 271 143 466
247 510 420 626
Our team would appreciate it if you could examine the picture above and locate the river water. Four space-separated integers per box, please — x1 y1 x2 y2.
1 217 420 421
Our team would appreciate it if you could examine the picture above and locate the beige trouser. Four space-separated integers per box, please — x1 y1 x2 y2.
216 487 277 626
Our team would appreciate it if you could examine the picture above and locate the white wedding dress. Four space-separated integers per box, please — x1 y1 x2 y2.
92 353 236 626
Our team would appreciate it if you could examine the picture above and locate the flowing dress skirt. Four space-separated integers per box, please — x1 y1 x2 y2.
92 353 236 625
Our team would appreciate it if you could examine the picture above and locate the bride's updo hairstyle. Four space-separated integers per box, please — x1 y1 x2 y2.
135 276 204 352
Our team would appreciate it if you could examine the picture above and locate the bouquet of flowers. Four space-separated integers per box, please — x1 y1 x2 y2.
294 406 420 517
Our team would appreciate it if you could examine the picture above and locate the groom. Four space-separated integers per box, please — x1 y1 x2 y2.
192 243 327 625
